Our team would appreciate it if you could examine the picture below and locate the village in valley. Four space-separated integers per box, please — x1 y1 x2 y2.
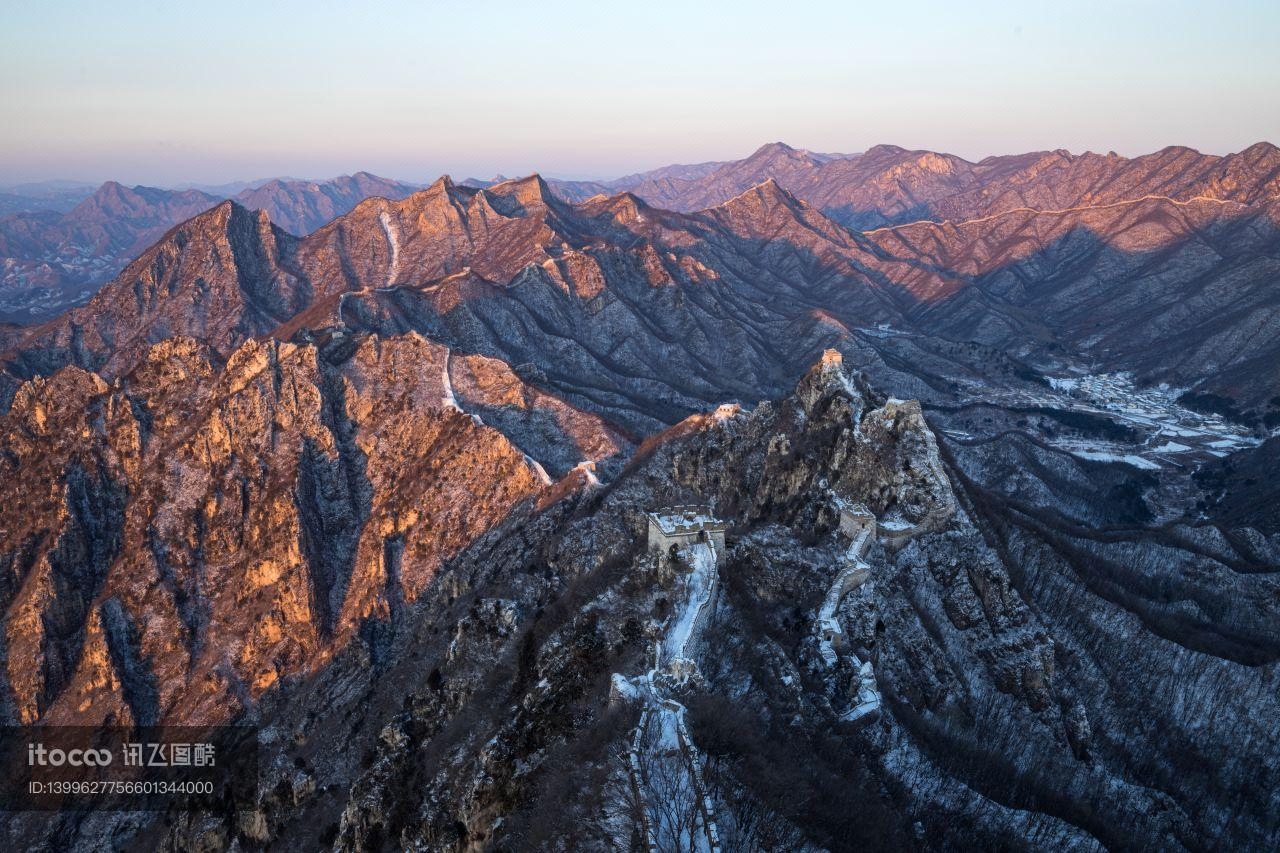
857 322 1268 473
996 371 1260 468
932 364 1265 472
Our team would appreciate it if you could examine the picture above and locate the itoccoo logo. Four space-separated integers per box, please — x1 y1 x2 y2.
27 743 113 766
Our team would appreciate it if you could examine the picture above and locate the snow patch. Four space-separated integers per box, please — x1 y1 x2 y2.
378 209 400 286
523 454 553 486
1071 450 1161 470
611 673 641 701
439 357 460 411
1151 441 1191 453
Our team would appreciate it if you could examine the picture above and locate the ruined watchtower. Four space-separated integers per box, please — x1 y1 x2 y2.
646 506 726 567
877 517 919 551
834 498 876 543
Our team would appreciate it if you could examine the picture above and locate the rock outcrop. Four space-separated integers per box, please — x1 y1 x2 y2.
0 330 623 726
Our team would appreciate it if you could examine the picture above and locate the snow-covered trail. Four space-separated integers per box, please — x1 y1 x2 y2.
642 702 716 853
435 350 548 483
523 454 553 486
816 529 871 659
335 210 400 325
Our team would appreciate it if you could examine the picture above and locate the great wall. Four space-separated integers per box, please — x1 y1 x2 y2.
610 495 947 850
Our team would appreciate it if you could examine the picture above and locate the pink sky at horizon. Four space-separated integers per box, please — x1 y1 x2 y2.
2 1 1277 186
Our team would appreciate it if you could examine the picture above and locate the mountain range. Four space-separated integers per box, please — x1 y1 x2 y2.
5 139 1279 328
7 145 1280 416
0 181 98 219
0 141 1277 849
596 140 1280 226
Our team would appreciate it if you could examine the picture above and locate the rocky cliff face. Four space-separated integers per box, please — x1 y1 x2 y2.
0 327 633 729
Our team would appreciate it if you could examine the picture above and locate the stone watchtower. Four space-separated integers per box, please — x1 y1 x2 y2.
646 506 727 568
834 497 876 542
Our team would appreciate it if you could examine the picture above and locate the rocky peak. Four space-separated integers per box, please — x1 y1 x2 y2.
64 181 220 226
1239 140 1280 162
2 198 306 382
744 141 817 166
484 174 559 214
738 144 824 177
713 177 803 214
792 347 869 415
1226 142 1280 193
579 190 653 228
749 140 796 156
857 143 911 162
428 173 457 192
391 175 462 211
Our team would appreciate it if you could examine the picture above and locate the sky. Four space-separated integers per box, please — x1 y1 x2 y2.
2 0 1278 186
